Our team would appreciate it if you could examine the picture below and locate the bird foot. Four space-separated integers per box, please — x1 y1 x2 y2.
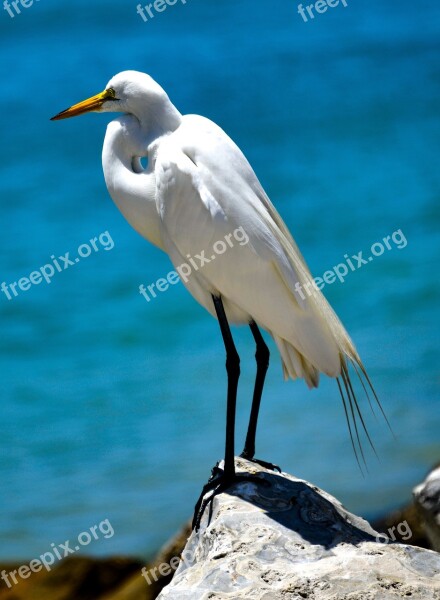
239 453 282 473
192 462 269 531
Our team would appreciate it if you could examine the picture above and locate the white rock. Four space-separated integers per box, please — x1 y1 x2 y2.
158 458 440 599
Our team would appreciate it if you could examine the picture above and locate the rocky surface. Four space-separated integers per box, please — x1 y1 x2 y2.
413 465 440 552
157 458 440 600
2 461 440 599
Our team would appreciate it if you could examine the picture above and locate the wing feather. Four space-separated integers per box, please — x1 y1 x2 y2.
155 115 360 379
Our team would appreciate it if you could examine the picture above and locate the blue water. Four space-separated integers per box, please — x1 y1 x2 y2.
0 0 439 560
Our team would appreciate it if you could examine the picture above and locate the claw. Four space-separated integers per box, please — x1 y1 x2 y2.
239 454 282 473
192 465 270 530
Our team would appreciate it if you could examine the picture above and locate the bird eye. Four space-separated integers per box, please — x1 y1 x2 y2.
106 88 118 100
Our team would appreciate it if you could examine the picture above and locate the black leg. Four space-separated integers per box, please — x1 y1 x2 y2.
240 321 281 472
212 295 240 479
241 321 269 460
192 297 269 530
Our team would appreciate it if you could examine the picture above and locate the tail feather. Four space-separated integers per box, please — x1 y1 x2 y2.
253 186 393 465
273 330 392 471
356 359 395 438
337 377 365 475
273 333 319 388
341 359 378 459
336 354 393 472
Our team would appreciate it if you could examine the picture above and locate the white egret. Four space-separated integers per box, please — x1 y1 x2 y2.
51 71 390 528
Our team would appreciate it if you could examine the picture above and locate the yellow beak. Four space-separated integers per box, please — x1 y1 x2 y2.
51 89 114 121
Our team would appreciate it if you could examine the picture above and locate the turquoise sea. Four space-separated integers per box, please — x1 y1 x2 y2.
0 0 439 560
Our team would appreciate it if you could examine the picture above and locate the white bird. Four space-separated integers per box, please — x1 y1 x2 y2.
51 71 390 528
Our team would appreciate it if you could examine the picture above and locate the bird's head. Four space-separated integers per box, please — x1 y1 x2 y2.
50 71 174 124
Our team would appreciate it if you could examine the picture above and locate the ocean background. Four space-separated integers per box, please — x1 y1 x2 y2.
0 0 438 560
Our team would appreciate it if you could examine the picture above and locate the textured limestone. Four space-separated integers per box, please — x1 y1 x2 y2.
158 458 440 599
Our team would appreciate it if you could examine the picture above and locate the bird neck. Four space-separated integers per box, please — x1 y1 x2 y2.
133 96 182 147
102 116 165 251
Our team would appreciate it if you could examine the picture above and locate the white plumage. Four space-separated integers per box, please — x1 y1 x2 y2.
52 70 390 477
99 72 360 389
